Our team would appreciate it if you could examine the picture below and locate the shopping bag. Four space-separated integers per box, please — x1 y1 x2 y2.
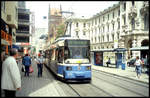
29 66 34 73
21 66 25 72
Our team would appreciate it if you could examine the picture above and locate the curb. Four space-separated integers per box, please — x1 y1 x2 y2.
92 67 149 84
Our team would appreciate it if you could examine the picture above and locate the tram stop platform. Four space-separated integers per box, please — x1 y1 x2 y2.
92 64 149 84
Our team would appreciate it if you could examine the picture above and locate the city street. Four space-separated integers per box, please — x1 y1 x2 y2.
1 1 149 97
15 59 149 97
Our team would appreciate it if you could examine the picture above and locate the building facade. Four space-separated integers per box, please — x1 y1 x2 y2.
67 1 149 63
1 1 18 54
16 1 32 55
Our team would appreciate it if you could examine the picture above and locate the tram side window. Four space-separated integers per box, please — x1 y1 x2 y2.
52 49 55 60
58 48 64 63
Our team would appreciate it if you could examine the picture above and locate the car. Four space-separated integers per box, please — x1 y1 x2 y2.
127 58 136 67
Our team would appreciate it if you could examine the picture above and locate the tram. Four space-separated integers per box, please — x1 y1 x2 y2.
45 37 91 82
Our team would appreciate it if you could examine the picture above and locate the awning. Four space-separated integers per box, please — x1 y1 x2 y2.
113 48 127 52
129 46 149 51
91 48 114 52
91 48 127 52
12 44 21 50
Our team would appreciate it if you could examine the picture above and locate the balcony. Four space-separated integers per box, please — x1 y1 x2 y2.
128 6 137 19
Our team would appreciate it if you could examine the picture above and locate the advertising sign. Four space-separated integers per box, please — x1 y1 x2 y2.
95 52 103 66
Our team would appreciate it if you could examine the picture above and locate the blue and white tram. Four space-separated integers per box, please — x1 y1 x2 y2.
45 37 91 82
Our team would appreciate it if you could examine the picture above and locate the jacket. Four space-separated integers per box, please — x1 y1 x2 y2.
1 56 21 90
22 56 31 66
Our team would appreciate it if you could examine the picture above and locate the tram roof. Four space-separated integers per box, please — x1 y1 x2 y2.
54 36 89 44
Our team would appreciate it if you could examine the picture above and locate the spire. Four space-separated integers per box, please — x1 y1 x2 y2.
60 4 62 16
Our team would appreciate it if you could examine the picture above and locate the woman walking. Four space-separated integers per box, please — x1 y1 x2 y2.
134 56 142 78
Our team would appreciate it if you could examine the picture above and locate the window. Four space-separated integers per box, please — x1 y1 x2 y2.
124 3 126 11
118 21 120 29
83 23 86 27
144 13 149 30
103 16 105 22
132 1 135 6
76 31 78 36
103 36 104 42
99 18 100 23
76 22 78 27
113 12 114 18
118 10 120 17
99 36 100 42
112 23 114 30
117 33 119 39
108 24 109 32
58 48 64 63
103 26 105 33
124 16 126 25
95 18 97 25
83 31 86 35
112 34 114 41
131 18 135 30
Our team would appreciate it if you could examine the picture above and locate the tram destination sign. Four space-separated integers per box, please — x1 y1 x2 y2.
66 40 89 46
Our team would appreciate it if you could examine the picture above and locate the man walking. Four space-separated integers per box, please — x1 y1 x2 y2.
36 54 44 77
22 54 31 77
1 48 21 97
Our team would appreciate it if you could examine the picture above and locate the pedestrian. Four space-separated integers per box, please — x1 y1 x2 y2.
106 57 111 67
22 54 31 77
36 53 44 77
1 48 21 97
134 56 142 78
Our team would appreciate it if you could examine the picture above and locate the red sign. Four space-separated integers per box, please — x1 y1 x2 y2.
21 43 30 46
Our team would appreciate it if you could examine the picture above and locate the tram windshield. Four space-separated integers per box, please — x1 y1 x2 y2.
67 46 90 59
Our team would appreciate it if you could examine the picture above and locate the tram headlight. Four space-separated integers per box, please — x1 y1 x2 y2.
86 66 91 70
66 66 72 71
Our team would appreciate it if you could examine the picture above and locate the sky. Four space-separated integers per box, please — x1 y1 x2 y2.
26 1 119 28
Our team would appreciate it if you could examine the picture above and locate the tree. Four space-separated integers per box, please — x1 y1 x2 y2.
56 24 66 39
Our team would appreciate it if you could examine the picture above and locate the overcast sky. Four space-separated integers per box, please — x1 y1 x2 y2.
26 1 119 28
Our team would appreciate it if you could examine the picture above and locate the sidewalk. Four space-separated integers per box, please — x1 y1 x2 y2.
92 64 149 84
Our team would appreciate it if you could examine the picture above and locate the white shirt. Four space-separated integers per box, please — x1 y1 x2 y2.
36 56 44 64
134 59 142 66
1 56 21 90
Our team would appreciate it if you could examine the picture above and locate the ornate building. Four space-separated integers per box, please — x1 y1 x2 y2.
67 1 149 62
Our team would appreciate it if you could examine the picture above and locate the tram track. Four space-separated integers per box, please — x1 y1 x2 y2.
92 69 148 97
44 64 148 97
92 69 149 87
45 64 110 96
